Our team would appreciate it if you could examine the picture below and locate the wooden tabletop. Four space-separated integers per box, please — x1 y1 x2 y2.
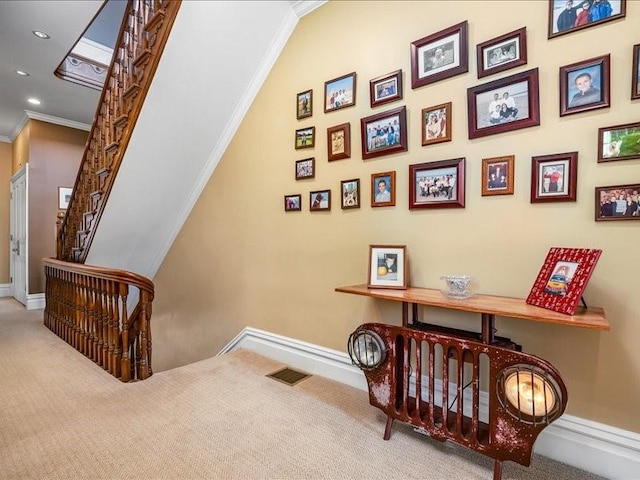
335 284 609 331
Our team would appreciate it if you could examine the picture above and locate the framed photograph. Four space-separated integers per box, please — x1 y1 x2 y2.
310 189 331 211
324 72 356 113
548 0 626 39
526 247 602 315
410 21 468 89
633 43 640 100
284 194 301 212
370 69 403 108
467 68 539 139
596 183 640 220
58 187 72 210
476 27 527 79
481 155 514 196
341 178 360 210
295 158 315 180
531 152 578 203
327 123 351 161
597 121 640 162
367 245 407 290
371 171 396 207
560 54 610 116
295 126 315 149
422 102 452 146
409 158 465 210
296 89 312 119
360 106 407 160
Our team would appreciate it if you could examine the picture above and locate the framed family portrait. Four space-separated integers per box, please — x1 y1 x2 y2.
370 69 403 108
368 245 407 290
295 126 315 149
476 27 527 79
324 72 356 113
295 158 315 180
531 152 578 203
560 54 610 116
631 43 640 100
422 102 451 146
371 171 396 208
597 121 640 162
58 187 72 210
296 89 312 119
526 247 602 315
481 155 514 196
284 194 301 212
467 68 540 139
410 21 468 89
310 189 331 211
360 106 407 160
596 183 640 221
327 123 351 161
409 158 465 210
341 178 360 210
548 0 626 39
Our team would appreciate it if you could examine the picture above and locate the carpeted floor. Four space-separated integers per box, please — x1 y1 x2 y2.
0 298 605 479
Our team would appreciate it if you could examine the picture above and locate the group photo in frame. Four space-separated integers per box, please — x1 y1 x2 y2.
422 102 451 146
367 244 407 290
632 43 640 100
295 157 315 180
410 21 468 89
341 178 360 210
371 171 396 207
284 194 301 212
548 0 626 39
481 155 515 196
295 126 315 149
310 189 331 211
324 72 356 113
597 121 640 162
467 68 540 139
409 158 465 210
526 247 602 315
596 183 640 220
476 27 527 79
360 106 408 160
370 69 403 108
531 152 578 203
327 122 351 161
296 89 312 119
560 54 610 116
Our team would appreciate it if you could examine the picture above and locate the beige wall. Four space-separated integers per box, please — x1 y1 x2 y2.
152 1 640 432
0 142 12 283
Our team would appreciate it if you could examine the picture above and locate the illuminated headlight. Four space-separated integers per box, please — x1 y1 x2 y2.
498 365 562 423
348 329 387 369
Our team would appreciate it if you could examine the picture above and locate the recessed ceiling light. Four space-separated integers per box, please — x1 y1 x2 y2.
27 98 41 105
32 30 50 39
15 70 30 76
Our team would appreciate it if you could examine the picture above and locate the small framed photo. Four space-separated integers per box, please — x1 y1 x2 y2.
422 102 452 146
367 245 407 290
560 55 610 116
467 68 540 139
327 123 351 161
341 178 360 210
481 155 514 196
371 171 396 207
295 126 315 149
324 72 356 113
360 106 407 160
526 247 602 315
598 121 640 162
409 158 465 210
310 189 331 211
531 152 578 203
296 89 312 119
58 187 72 210
476 27 527 79
295 158 315 180
596 183 640 220
410 21 468 89
284 194 301 212
631 43 640 100
370 69 403 108
548 0 626 39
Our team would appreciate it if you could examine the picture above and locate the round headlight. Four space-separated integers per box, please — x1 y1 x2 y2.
348 330 387 370
498 365 562 423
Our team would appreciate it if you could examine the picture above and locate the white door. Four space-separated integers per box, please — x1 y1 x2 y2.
10 166 27 306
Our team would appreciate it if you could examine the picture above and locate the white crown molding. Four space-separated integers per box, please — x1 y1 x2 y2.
0 135 10 143
291 1 326 18
9 111 92 141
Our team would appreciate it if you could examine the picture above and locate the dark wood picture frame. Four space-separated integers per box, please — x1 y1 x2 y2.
295 157 315 180
371 171 396 208
476 27 527 79
367 244 408 290
560 54 610 117
370 69 403 108
310 189 331 211
410 21 468 89
327 123 351 161
421 102 452 146
296 89 312 119
631 43 640 100
295 126 315 149
360 106 407 160
531 152 578 203
284 194 301 212
597 121 640 162
341 178 360 210
595 183 640 220
481 155 515 196
467 68 540 139
548 0 626 39
324 72 356 113
409 158 465 210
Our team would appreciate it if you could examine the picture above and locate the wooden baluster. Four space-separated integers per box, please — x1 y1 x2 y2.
139 290 150 379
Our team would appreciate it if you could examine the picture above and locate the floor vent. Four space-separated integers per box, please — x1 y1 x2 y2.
266 367 311 386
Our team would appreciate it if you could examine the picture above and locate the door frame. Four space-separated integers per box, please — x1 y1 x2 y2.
9 164 28 306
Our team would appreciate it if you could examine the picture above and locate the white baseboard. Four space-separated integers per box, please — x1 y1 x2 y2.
0 284 10 297
222 327 640 480
26 293 45 310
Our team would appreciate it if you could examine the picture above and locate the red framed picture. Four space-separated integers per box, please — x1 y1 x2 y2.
526 247 602 315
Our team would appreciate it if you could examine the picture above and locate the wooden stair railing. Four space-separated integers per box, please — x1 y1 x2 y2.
43 258 154 382
57 0 181 263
